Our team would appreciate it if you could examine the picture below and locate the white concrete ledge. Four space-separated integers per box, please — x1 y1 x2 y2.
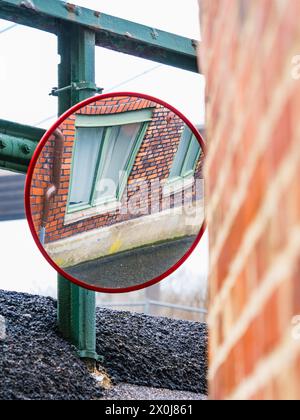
45 202 205 268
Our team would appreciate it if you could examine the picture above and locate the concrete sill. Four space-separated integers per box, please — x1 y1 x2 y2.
163 177 195 197
64 200 121 225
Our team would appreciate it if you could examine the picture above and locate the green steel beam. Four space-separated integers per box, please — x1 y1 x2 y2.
0 119 45 173
0 118 45 141
0 133 36 165
0 0 199 73
0 160 28 173
57 22 101 362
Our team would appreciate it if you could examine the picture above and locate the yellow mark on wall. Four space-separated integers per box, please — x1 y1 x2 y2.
54 257 69 268
109 239 123 255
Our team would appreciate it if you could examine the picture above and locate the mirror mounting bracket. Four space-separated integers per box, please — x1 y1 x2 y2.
50 82 103 97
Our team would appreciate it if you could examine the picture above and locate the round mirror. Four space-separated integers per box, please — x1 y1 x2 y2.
25 93 205 292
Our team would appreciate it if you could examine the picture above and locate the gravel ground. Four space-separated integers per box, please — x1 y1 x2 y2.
96 308 208 394
0 290 102 400
101 383 206 400
0 290 208 400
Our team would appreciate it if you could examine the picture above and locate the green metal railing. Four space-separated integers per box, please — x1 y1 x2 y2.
0 0 199 361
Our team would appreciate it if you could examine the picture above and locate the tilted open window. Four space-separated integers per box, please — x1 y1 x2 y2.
66 109 152 220
164 125 201 195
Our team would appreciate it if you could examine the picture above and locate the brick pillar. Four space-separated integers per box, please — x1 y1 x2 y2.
199 0 300 400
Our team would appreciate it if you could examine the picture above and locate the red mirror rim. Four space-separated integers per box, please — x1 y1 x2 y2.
25 92 207 294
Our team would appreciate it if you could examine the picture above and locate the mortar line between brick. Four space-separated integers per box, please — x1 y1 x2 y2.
227 332 300 400
201 4 232 75
208 58 297 271
209 224 300 379
204 10 280 174
209 121 300 323
207 42 298 222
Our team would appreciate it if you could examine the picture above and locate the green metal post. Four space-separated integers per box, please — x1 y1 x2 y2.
57 23 101 361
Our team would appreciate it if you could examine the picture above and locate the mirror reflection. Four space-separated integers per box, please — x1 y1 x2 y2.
29 95 205 290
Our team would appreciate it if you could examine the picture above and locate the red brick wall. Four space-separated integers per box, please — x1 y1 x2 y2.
200 0 300 400
31 96 203 244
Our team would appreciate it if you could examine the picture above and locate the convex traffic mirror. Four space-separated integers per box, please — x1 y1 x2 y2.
26 93 205 292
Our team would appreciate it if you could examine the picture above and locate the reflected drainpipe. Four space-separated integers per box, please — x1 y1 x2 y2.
39 129 64 245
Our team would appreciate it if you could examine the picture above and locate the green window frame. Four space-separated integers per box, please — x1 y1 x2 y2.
167 125 201 185
67 109 152 214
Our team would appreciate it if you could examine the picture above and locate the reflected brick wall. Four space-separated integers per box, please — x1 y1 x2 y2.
31 96 203 244
200 0 300 400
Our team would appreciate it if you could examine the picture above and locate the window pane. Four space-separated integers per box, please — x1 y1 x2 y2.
169 126 191 178
182 135 201 175
94 123 141 202
69 127 104 207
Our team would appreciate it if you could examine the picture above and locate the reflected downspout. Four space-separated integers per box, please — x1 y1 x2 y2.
39 129 64 245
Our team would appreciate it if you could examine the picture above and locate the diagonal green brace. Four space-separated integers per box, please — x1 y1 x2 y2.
0 119 45 173
57 23 102 362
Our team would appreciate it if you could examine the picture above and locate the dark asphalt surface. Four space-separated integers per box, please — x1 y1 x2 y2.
0 290 208 400
101 383 207 400
66 236 196 289
0 174 26 221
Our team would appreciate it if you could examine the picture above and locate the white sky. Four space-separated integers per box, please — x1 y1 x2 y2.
0 0 208 301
